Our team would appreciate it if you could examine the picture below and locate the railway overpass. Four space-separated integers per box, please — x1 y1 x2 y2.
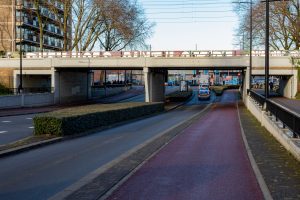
0 50 299 103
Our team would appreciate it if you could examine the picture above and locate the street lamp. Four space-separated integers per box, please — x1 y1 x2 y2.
18 0 24 93
265 0 270 99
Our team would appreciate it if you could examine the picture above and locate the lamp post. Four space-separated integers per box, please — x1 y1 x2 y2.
18 0 24 93
249 0 253 90
265 0 270 99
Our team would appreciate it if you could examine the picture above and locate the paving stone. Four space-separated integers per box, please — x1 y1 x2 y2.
239 103 300 200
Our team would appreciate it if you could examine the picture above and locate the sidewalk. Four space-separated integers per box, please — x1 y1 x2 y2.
238 103 300 199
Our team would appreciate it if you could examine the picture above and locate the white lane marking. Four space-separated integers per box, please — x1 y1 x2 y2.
1 121 11 123
0 131 8 134
28 127 34 129
26 118 32 120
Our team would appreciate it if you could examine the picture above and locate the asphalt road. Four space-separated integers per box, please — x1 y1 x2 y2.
0 85 215 199
272 97 300 114
0 93 211 199
0 86 178 146
0 114 35 145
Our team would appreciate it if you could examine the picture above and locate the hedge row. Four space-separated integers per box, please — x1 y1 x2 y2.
210 85 240 96
166 90 193 102
33 102 164 136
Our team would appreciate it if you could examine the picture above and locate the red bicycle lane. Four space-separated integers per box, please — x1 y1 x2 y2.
107 99 263 200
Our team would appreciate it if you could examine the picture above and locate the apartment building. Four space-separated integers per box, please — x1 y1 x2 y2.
0 0 71 53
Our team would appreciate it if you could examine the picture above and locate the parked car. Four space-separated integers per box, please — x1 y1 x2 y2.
198 87 211 100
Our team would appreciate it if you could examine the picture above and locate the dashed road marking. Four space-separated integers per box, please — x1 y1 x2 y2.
1 121 11 123
26 118 32 120
28 127 34 129
0 131 8 134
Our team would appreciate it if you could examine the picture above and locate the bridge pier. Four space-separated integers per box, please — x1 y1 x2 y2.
278 73 297 98
144 67 166 102
53 69 92 104
242 67 251 103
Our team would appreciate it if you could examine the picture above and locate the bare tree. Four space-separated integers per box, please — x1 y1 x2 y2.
72 0 103 51
234 0 299 50
96 0 154 51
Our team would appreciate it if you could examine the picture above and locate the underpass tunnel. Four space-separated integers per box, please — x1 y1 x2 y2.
13 70 52 93
144 67 244 103
251 74 297 98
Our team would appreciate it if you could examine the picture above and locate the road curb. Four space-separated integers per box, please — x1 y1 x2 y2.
0 137 63 158
49 103 212 200
236 102 273 200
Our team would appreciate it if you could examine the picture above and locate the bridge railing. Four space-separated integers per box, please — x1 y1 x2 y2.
23 50 300 59
249 90 300 138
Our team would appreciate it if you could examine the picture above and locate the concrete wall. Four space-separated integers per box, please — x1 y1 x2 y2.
54 70 90 104
278 70 298 98
91 86 131 98
245 96 300 162
0 93 54 109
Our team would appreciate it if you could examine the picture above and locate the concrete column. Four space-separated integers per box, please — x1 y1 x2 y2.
149 69 166 102
87 71 93 100
57 70 89 104
54 70 60 104
143 67 150 102
242 67 250 100
51 68 55 89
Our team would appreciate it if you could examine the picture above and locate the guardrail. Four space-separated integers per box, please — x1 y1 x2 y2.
19 50 300 59
266 100 300 138
249 90 265 107
249 90 300 138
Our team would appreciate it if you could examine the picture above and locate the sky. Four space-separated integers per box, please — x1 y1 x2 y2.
139 0 241 51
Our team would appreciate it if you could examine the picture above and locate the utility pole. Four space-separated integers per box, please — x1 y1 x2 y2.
265 0 270 99
19 0 24 93
249 0 253 90
297 0 300 50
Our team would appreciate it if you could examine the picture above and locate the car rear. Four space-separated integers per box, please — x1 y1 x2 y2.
198 88 211 100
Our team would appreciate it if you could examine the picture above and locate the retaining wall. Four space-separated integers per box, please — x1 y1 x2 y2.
245 96 300 162
0 93 54 109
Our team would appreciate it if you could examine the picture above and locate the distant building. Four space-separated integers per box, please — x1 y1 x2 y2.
0 0 71 54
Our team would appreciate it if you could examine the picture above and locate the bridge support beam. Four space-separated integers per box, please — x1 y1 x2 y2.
144 67 166 102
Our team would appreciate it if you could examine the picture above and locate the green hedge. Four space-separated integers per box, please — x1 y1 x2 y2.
34 102 164 136
166 90 193 102
210 85 240 96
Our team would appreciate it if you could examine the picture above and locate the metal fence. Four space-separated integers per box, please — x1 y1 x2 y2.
266 100 300 138
249 90 265 107
249 90 300 138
